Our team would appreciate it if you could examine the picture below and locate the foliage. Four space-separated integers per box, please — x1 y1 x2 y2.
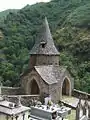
54 26 90 92
65 4 90 27
0 0 90 92
0 9 18 23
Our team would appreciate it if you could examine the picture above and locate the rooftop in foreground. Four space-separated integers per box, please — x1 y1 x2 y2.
0 100 30 115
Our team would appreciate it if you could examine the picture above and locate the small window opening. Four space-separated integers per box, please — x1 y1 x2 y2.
40 41 46 48
42 44 45 48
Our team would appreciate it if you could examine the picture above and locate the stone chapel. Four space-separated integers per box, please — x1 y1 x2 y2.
21 17 74 102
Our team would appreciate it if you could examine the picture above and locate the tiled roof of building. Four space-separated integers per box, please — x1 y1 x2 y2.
30 17 59 55
0 100 30 115
34 65 66 84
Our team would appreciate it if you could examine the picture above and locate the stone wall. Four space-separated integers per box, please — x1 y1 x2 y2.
36 55 59 66
73 89 90 100
29 55 36 69
29 55 59 68
21 69 49 96
0 86 23 95
4 95 40 107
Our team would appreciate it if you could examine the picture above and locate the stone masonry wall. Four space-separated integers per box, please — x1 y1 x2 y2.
73 89 90 100
36 55 59 66
0 86 23 95
4 95 40 107
21 69 49 96
29 55 59 69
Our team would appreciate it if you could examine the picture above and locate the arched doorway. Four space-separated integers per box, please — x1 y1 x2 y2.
30 79 40 94
62 78 71 96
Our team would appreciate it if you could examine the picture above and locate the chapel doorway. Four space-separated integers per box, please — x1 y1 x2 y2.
62 78 71 96
31 79 40 94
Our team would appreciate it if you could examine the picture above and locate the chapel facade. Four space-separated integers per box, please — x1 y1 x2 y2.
21 18 74 102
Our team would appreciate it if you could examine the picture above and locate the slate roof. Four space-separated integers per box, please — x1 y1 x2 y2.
34 65 66 84
30 17 59 55
0 100 30 115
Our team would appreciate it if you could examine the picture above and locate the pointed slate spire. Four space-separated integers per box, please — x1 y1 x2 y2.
30 17 59 55
42 17 53 44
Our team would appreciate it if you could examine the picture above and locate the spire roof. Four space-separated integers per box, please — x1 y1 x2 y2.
30 17 59 55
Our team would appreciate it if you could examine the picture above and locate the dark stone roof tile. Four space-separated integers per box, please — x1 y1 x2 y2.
34 65 66 84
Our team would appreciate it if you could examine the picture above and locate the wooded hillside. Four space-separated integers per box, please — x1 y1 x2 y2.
0 0 90 93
